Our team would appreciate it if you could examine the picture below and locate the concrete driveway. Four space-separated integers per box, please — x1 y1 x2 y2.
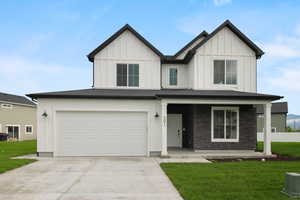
0 157 183 200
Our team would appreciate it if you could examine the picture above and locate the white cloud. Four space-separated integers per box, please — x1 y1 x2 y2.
264 43 300 58
263 28 300 58
0 55 90 95
213 0 232 6
266 65 300 92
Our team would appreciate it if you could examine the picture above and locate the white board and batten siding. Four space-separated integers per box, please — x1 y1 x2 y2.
37 98 162 156
193 27 257 92
161 64 191 89
93 30 161 89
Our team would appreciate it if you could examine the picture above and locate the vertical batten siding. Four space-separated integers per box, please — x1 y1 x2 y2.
193 27 257 92
94 30 161 89
161 64 190 89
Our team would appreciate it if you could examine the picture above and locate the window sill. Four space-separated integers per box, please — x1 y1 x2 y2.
211 139 239 143
25 133 33 135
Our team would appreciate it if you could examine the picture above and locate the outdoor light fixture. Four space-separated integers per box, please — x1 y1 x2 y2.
154 112 159 118
42 112 48 118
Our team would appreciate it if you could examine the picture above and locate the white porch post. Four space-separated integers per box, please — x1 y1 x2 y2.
161 102 168 156
263 103 272 155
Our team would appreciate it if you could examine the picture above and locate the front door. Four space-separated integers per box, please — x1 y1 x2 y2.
167 114 182 148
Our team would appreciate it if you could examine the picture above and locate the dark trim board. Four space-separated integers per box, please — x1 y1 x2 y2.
27 88 283 101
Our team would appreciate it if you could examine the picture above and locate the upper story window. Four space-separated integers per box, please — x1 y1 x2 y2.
214 60 237 85
1 104 13 109
25 125 33 135
169 68 178 86
116 64 139 87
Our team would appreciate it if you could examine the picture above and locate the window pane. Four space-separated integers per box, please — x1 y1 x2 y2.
226 110 237 139
116 64 127 86
213 110 225 139
214 60 225 84
128 64 139 87
226 60 237 84
26 126 32 133
169 68 177 85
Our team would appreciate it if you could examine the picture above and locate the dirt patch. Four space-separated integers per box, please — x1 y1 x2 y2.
209 154 300 162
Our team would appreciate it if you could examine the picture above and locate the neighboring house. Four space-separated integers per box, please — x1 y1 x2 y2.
0 92 36 141
27 20 282 157
256 102 288 132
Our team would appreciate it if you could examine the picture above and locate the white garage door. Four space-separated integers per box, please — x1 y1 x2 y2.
56 111 147 156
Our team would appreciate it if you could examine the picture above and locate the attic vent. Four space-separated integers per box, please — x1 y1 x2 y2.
1 104 13 109
282 172 300 197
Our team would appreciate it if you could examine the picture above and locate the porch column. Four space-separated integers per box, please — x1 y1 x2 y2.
161 102 168 156
263 103 272 155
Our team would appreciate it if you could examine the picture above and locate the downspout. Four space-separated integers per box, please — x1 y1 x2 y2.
160 58 162 89
92 61 95 88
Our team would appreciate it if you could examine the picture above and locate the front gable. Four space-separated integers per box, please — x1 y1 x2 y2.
196 27 256 56
94 30 160 61
88 24 163 62
191 20 264 58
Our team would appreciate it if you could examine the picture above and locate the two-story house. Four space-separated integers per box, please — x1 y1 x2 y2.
0 92 36 141
27 20 282 157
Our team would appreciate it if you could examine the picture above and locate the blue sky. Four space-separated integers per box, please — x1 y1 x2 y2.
0 0 300 114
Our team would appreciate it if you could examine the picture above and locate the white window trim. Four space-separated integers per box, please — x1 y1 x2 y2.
5 124 21 140
0 124 2 132
1 103 13 109
213 59 238 85
211 106 239 142
168 67 178 86
25 125 33 135
116 63 139 88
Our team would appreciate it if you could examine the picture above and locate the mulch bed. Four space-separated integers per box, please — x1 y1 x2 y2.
209 154 300 162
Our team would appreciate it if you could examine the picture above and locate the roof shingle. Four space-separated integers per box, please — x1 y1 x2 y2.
0 92 36 106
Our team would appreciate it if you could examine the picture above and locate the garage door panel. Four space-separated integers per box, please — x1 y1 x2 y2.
56 111 147 156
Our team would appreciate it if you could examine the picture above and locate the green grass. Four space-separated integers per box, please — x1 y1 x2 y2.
257 142 300 158
161 142 300 200
0 140 37 173
161 162 300 200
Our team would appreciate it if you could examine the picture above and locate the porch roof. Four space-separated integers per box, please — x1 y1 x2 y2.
27 88 283 101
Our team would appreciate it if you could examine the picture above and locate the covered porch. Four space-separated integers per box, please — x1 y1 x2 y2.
160 97 275 157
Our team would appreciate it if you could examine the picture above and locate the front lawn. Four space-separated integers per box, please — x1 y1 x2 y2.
0 140 37 173
162 142 300 200
161 161 300 200
257 142 300 158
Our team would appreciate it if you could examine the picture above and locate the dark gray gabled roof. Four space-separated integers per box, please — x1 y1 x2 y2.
173 31 208 58
87 20 264 64
87 24 164 62
27 88 283 101
161 20 264 64
256 102 288 114
0 92 36 106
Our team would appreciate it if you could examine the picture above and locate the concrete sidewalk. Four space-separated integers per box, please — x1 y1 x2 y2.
0 157 183 200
